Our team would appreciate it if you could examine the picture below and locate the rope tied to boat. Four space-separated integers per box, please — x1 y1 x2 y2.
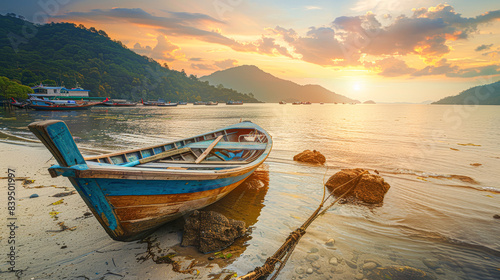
238 170 368 280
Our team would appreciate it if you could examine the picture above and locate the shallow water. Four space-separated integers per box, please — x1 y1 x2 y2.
1 104 500 279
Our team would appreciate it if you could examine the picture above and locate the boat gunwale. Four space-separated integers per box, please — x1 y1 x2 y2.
82 121 272 166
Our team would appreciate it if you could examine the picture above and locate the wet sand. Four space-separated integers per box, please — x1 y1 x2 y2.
0 140 235 280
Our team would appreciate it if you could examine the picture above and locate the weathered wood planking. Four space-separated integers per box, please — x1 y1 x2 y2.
28 120 273 241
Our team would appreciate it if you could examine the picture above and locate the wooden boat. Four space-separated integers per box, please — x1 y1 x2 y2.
103 99 137 107
157 102 178 107
178 101 187 105
193 101 206 105
141 98 165 106
292 102 301 105
279 101 286 104
10 98 29 108
28 120 272 241
28 99 99 110
206 101 219 106
226 101 243 105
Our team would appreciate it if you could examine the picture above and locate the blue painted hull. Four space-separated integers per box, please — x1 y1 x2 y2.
69 168 256 241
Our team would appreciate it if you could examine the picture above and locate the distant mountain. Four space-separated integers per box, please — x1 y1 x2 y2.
0 14 258 102
363 100 376 104
433 80 500 105
200 65 359 103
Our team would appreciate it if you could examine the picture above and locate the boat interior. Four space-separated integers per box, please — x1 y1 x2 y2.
84 128 269 171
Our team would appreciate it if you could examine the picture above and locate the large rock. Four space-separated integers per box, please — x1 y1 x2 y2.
293 150 326 164
325 168 390 204
181 210 246 253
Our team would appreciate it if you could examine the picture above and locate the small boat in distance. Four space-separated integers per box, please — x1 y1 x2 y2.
226 101 243 105
141 99 165 106
28 98 101 110
302 101 312 105
103 99 137 107
28 120 272 241
193 101 206 105
158 101 178 107
292 102 301 105
279 101 287 104
206 101 219 106
10 98 29 109
178 101 188 105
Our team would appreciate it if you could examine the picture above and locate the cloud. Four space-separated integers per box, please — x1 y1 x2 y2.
54 8 251 52
305 6 322 10
269 4 500 71
272 26 350 66
446 64 500 77
475 44 494 51
483 48 500 58
162 11 225 24
132 35 182 61
371 57 416 77
255 36 293 57
189 57 204 61
214 59 238 69
191 59 239 71
191 63 215 71
411 59 458 76
55 8 295 59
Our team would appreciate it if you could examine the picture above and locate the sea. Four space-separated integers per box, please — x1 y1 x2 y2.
1 103 499 279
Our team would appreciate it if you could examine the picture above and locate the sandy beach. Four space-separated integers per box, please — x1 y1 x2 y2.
0 140 239 280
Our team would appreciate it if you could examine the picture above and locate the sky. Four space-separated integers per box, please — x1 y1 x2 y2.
2 0 500 102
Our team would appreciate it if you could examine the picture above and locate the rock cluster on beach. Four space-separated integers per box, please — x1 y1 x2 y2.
290 239 440 280
181 210 246 253
293 150 326 164
325 168 390 204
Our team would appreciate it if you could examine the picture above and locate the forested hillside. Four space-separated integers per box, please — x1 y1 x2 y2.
433 80 500 105
0 14 258 102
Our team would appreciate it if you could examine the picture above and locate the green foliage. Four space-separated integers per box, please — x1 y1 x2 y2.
0 76 33 99
0 14 259 102
433 80 500 105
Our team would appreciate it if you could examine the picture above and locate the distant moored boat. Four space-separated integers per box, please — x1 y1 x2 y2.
226 101 243 105
103 99 137 107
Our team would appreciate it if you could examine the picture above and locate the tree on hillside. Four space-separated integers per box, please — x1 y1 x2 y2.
0 76 33 99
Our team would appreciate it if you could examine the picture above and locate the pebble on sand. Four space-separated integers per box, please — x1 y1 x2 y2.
311 261 321 269
29 194 39 198
362 261 378 270
329 257 338 265
325 238 335 247
345 259 358 269
306 254 320 262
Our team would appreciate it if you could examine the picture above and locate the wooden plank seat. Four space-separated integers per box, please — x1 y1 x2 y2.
138 162 246 169
184 141 267 150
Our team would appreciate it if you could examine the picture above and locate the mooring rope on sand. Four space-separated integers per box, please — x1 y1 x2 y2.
238 170 368 280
